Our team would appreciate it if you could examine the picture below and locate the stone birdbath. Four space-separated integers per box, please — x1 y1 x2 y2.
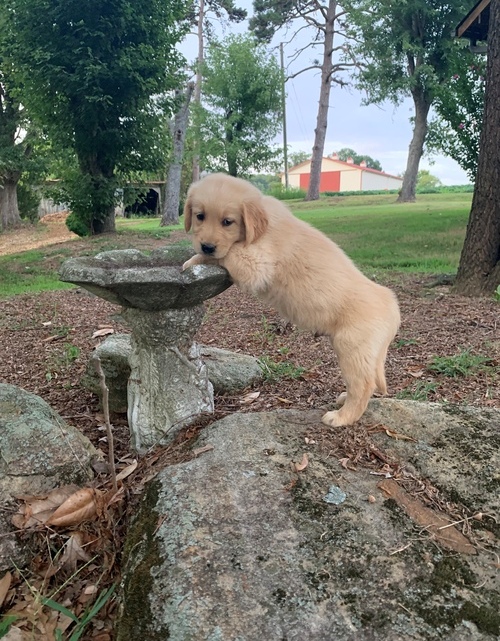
59 245 232 453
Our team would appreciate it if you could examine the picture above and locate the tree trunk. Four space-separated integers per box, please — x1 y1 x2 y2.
454 0 500 296
225 134 238 177
75 140 117 235
0 173 22 231
92 205 116 234
161 83 195 227
306 0 337 201
397 88 431 203
192 0 205 184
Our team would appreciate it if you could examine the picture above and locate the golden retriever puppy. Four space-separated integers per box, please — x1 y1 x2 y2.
182 173 400 428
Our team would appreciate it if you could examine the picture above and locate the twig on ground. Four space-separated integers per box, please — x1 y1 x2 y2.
93 356 117 492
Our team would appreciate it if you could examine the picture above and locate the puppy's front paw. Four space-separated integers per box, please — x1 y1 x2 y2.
182 256 199 271
322 410 346 428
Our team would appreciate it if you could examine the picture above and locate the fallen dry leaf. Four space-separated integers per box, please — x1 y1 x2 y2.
43 334 65 343
384 428 417 442
339 457 357 471
92 327 114 339
59 532 91 570
0 571 12 607
240 391 261 404
12 486 80 529
378 479 476 555
293 453 309 472
2 627 27 641
408 369 424 378
102 486 125 508
47 488 100 528
115 460 138 482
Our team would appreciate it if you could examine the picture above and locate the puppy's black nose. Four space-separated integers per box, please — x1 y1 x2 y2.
201 243 216 255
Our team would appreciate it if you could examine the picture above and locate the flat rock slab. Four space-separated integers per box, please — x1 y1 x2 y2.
118 402 500 641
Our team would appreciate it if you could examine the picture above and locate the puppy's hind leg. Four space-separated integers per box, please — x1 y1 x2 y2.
322 333 377 428
375 356 388 396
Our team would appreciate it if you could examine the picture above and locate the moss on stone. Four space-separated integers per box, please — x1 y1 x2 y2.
116 480 171 641
460 599 500 636
402 553 500 636
290 479 327 520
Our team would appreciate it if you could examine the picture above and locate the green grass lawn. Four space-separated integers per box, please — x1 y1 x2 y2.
0 192 472 297
116 217 184 236
289 192 471 273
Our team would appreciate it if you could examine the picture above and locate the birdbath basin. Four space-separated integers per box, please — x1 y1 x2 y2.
60 245 232 453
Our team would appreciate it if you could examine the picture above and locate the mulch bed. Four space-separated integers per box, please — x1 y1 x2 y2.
1 274 498 444
0 238 499 638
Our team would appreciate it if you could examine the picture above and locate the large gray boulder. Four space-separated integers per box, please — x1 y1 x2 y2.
364 399 500 516
200 346 263 393
0 384 98 570
117 401 500 641
82 334 132 413
83 335 263 412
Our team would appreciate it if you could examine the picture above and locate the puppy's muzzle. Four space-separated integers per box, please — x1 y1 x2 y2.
201 243 216 255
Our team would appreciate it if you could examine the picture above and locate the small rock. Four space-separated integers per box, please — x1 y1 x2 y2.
322 485 347 505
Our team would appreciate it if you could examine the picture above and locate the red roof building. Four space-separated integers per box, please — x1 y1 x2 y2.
284 154 403 193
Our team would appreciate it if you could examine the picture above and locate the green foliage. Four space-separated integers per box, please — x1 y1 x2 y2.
65 212 91 238
394 338 418 348
250 0 304 42
396 381 437 401
0 615 18 636
7 0 190 234
64 343 81 363
0 10 47 229
427 350 494 378
416 170 442 193
322 185 473 197
288 151 311 168
291 192 471 273
16 181 40 222
427 43 486 182
258 355 305 382
268 183 306 200
42 583 116 641
345 0 470 105
199 33 283 176
323 189 400 197
335 148 383 171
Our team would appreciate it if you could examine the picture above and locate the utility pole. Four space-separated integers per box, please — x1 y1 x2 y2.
280 42 289 188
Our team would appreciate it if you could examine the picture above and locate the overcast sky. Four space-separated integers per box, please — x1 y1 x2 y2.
180 2 471 186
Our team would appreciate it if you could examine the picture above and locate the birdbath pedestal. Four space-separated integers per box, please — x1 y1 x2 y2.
59 246 232 453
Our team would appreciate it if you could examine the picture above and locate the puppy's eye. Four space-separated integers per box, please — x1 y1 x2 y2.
196 212 205 221
221 218 233 227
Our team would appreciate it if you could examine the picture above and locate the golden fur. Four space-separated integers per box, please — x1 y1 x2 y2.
182 173 400 427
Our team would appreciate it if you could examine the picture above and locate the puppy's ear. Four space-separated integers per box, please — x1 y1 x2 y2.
241 199 268 245
183 194 193 232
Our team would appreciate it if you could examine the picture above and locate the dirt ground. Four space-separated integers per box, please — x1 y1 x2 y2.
0 215 499 639
0 212 78 256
